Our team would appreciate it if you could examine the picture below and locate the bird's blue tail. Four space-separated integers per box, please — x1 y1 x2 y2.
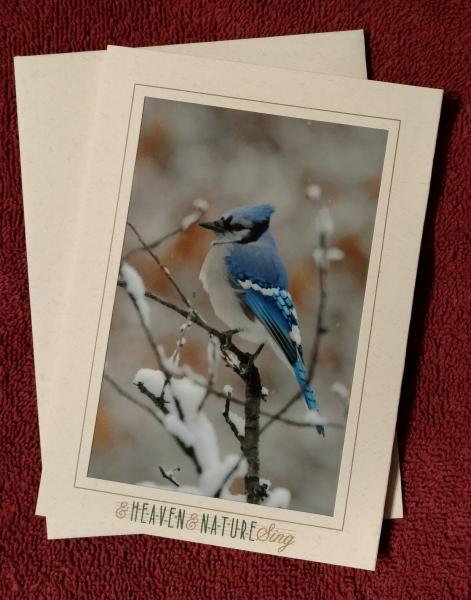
293 355 325 437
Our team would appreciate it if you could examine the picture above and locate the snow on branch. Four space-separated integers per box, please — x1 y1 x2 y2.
120 262 151 328
133 366 249 500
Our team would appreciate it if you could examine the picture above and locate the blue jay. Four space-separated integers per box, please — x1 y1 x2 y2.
199 204 324 436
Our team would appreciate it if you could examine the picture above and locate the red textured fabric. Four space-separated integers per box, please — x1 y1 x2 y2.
1 1 470 598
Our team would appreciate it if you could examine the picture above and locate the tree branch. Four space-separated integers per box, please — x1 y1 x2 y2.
241 361 263 504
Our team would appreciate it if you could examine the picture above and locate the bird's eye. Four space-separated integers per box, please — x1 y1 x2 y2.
231 224 246 231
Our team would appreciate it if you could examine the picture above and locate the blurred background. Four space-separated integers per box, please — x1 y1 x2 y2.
88 97 387 515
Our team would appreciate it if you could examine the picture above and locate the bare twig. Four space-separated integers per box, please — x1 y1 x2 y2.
198 336 218 412
222 392 244 444
124 202 208 260
307 229 328 381
125 225 185 259
158 466 181 487
126 221 193 310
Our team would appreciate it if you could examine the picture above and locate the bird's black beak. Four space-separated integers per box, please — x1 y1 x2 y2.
199 219 225 233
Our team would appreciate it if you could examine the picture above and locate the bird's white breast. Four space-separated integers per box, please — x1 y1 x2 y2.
199 244 267 344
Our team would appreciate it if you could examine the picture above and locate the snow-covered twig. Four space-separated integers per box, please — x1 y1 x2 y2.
119 265 171 387
120 263 151 328
133 375 202 474
135 369 248 500
105 373 202 473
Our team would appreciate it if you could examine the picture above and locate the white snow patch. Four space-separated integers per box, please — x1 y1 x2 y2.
120 262 150 328
331 382 349 400
265 487 291 509
163 414 195 447
181 211 201 231
313 247 344 269
223 384 233 396
191 411 220 471
133 368 166 398
224 351 240 370
169 377 220 471
228 411 245 437
327 247 345 261
170 377 206 416
199 454 240 496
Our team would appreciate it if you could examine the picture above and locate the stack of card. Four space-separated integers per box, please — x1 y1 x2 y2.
15 30 441 569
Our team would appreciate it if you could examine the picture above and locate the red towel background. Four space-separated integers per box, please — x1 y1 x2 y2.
1 1 470 598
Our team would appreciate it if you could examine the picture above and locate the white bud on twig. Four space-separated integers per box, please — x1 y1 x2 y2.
193 198 209 211
315 205 334 236
305 183 322 202
331 381 349 400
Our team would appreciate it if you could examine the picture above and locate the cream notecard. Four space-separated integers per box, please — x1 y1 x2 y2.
14 31 403 528
36 46 441 568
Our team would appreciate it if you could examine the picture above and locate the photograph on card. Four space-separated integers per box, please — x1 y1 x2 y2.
88 97 388 516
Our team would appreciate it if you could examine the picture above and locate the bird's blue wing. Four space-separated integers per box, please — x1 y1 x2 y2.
238 284 322 421
223 234 322 427
242 287 299 366
224 237 298 364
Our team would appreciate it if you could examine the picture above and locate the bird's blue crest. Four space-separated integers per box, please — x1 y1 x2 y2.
223 204 275 224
